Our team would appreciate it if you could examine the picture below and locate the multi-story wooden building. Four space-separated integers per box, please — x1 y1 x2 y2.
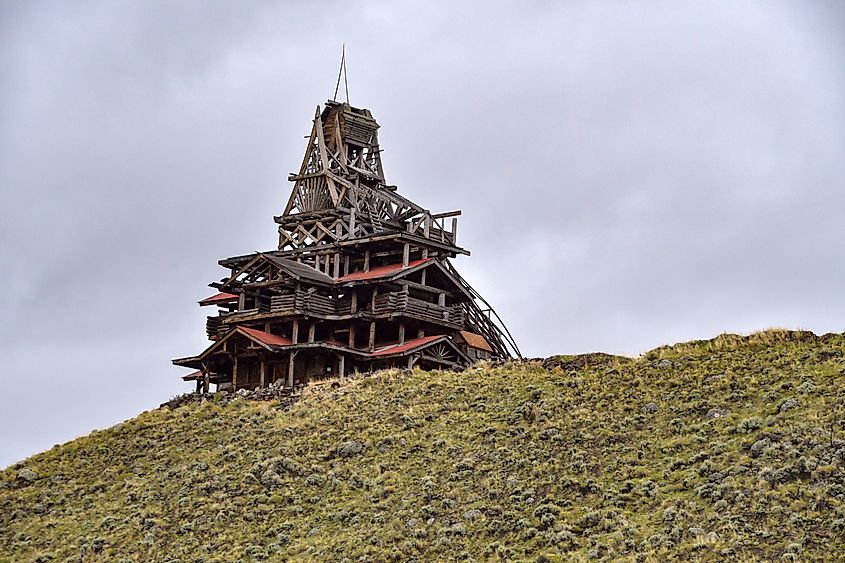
174 100 520 392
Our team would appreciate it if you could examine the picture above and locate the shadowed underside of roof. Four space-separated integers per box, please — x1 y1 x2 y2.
198 292 238 306
337 258 432 282
370 335 445 357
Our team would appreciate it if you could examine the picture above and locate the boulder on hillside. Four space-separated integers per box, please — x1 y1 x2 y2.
337 441 365 458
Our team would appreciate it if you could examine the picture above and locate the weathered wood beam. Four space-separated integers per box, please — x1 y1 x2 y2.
260 358 266 388
287 351 297 388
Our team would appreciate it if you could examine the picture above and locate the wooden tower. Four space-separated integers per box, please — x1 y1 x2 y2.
174 101 520 392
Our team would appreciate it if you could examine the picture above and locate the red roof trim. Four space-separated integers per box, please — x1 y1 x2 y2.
337 258 432 282
181 370 203 381
370 334 444 357
238 326 293 347
199 292 238 306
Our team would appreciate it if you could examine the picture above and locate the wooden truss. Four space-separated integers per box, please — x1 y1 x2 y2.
275 102 462 253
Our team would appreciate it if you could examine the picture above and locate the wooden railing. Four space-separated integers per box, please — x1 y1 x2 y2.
206 316 229 340
271 291 336 316
206 289 464 334
405 210 460 247
373 291 464 328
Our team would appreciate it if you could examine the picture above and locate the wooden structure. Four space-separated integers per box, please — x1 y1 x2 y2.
174 100 520 392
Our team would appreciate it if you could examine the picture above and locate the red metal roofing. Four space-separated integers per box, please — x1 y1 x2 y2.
181 370 203 381
238 326 293 347
370 334 444 357
199 292 238 306
457 330 493 352
336 258 432 282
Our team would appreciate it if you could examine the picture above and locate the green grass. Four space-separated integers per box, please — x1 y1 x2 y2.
2 330 844 561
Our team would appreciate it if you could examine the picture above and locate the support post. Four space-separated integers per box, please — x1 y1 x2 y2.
399 322 405 345
333 252 340 278
201 362 210 394
369 321 376 351
351 290 358 313
292 319 299 344
287 351 297 388
260 357 266 388
308 322 316 343
364 249 370 272
349 324 356 348
232 356 239 391
438 292 446 306
402 243 409 267
338 354 345 379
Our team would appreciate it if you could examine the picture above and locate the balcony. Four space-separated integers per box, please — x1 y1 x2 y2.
373 291 464 329
205 288 464 337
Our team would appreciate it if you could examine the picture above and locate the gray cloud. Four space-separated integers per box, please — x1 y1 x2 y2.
1 0 843 467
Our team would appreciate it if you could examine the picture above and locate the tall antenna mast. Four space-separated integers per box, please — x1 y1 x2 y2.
332 45 350 104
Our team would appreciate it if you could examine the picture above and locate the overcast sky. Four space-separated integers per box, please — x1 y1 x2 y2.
1 1 843 467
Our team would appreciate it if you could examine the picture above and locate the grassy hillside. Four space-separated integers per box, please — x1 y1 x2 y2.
2 330 844 561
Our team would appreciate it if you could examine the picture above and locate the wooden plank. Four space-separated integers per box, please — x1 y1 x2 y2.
260 358 266 388
287 351 297 388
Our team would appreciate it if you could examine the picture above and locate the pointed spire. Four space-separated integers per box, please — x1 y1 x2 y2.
332 45 349 104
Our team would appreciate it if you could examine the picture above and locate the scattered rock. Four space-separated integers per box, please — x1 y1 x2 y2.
337 441 365 458
750 437 771 457
642 402 659 413
463 509 483 520
688 527 706 537
705 408 731 420
655 359 673 368
17 467 38 483
161 387 300 409
542 353 626 372
779 397 800 413
708 472 725 483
